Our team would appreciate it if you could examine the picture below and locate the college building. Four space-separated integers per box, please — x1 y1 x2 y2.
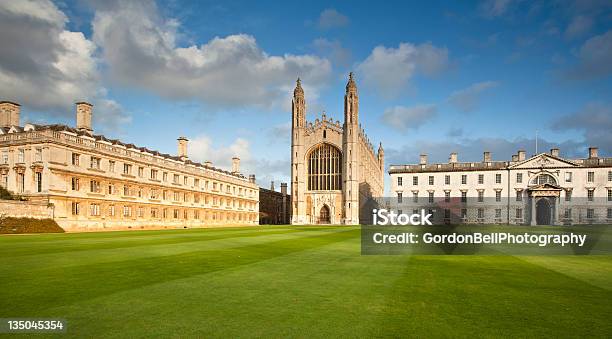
259 181 291 224
290 74 385 225
389 148 612 225
0 100 259 231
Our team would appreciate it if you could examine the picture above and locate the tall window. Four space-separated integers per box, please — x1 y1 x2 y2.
17 149 25 163
307 143 342 191
413 176 418 185
478 174 484 184
71 202 80 215
428 176 434 185
397 177 402 186
36 172 42 192
17 173 24 193
587 171 594 183
397 192 402 203
461 175 467 185
90 157 101 169
71 153 79 166
71 177 79 191
516 173 523 183
445 175 450 185
495 173 502 184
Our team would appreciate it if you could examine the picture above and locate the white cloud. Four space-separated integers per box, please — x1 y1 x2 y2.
91 0 331 108
479 0 513 18
313 38 351 67
566 30 612 79
565 15 593 39
188 134 290 186
551 101 612 152
0 0 129 129
448 81 498 113
317 9 349 29
188 135 251 169
380 105 437 132
356 42 449 96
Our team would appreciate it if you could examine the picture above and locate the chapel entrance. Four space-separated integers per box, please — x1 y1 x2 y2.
319 205 330 224
536 198 552 225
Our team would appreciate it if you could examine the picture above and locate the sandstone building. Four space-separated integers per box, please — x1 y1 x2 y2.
291 74 384 225
259 181 291 224
0 100 259 231
389 148 612 225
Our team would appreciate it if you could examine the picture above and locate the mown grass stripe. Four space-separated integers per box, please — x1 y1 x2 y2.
0 227 309 258
0 228 359 316
0 229 349 272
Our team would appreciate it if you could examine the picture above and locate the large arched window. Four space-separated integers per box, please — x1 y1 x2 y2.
308 143 342 190
530 173 557 186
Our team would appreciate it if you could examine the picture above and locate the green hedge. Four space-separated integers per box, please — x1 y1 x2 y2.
0 217 64 234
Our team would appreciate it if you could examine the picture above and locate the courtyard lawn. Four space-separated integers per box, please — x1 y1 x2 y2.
1 226 611 338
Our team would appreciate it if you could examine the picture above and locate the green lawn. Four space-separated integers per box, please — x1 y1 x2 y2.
1 226 611 338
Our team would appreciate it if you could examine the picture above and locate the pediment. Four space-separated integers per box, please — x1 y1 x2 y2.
509 153 579 169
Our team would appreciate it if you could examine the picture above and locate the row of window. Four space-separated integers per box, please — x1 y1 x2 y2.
396 188 610 203
70 202 257 221
396 171 612 186
71 177 256 210
70 152 255 197
396 208 612 220
1 148 43 164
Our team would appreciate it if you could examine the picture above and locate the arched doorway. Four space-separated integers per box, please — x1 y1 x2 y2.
536 198 551 225
319 205 330 224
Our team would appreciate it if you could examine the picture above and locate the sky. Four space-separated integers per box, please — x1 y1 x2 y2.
0 0 611 193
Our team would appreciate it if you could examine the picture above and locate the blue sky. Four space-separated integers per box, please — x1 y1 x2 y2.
0 0 611 190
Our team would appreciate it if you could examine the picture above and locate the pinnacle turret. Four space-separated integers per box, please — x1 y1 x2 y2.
345 72 357 94
294 77 304 97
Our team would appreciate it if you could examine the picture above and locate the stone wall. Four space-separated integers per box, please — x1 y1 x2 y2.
0 200 53 219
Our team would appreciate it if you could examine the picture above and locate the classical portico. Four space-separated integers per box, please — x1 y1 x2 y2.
528 183 562 225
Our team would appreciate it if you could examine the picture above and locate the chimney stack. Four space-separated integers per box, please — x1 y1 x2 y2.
177 137 188 160
75 102 93 132
270 181 275 191
512 154 518 162
281 183 287 195
232 157 240 174
419 154 428 165
483 151 491 162
249 174 256 184
589 147 598 159
550 148 559 157
0 101 20 128
449 152 457 163
518 150 526 161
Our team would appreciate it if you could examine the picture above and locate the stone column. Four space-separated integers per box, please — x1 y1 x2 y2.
530 196 536 226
